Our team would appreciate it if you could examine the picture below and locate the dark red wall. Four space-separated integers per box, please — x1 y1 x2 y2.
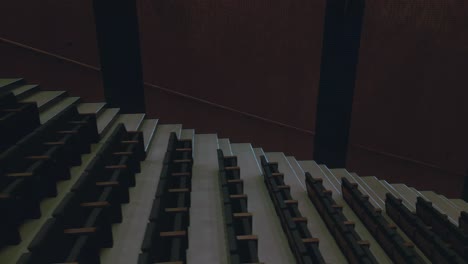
1 0 467 197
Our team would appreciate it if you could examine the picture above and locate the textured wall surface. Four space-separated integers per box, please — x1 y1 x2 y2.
1 0 467 196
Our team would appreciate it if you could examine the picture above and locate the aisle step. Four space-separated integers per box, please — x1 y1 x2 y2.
20 90 67 110
266 154 347 263
417 190 458 225
180 128 194 141
318 165 392 263
218 138 233 156
138 119 159 151
100 123 176 264
11 84 39 99
0 78 23 89
97 108 120 134
187 134 228 263
39 96 81 124
114 113 145 131
450 199 468 212
77 102 107 116
231 145 294 263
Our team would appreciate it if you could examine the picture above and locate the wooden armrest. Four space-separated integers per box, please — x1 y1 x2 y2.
113 151 132 155
96 181 119 186
358 240 370 247
236 235 258 240
121 140 138 144
6 172 33 177
44 141 65 145
173 159 192 163
277 185 290 190
105 165 127 169
302 238 319 244
403 242 414 248
224 166 240 170
271 173 283 177
165 207 188 213
230 194 247 199
292 217 308 223
25 155 50 160
80 201 110 208
284 200 298 205
388 224 397 229
332 205 343 209
56 130 78 134
175 148 192 152
344 221 355 226
361 195 369 200
322 190 333 195
168 188 190 193
64 227 97 234
171 172 191 177
374 208 382 214
233 212 253 218
227 179 243 184
69 121 87 124
160 230 186 237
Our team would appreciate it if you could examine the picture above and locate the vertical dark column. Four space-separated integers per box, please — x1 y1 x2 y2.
93 0 146 113
463 170 468 201
314 0 365 168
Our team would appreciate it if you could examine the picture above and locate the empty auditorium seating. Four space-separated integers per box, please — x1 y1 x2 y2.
304 171 377 264
0 91 40 152
261 156 325 264
341 177 426 263
0 104 98 248
0 77 467 263
16 122 145 263
386 193 466 263
218 149 260 263
416 197 468 260
139 132 192 264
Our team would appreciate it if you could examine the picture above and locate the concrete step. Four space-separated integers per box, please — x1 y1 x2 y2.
318 165 392 263
77 102 107 117
0 78 24 90
138 119 159 151
0 112 129 263
20 90 67 111
450 199 468 213
180 128 194 141
230 145 294 264
100 124 181 264
39 97 81 124
11 84 40 100
186 134 228 264
267 153 347 263
97 108 120 135
113 113 145 131
218 138 233 156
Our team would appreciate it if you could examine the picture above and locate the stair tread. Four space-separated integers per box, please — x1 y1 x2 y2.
113 113 145 131
231 145 294 263
77 102 106 116
138 119 159 151
11 84 39 99
287 157 346 263
180 128 194 140
39 97 81 124
97 108 120 134
20 90 66 110
0 78 23 89
100 122 174 264
418 190 458 225
218 138 232 156
186 134 228 263
317 165 392 263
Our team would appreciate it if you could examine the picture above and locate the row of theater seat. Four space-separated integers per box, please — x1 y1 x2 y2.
261 157 325 264
217 150 259 264
341 177 426 263
304 172 378 264
139 132 192 264
416 197 468 260
0 104 98 248
17 124 146 263
386 193 466 263
0 91 40 152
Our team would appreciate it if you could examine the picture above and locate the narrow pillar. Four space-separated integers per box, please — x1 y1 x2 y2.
314 0 365 168
93 0 146 113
